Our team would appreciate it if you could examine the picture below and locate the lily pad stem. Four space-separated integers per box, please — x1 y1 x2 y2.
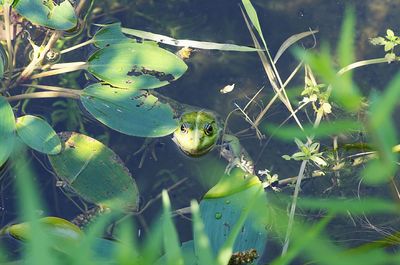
59 39 94 54
7 91 80 102
31 63 88 79
21 84 82 94
3 3 14 82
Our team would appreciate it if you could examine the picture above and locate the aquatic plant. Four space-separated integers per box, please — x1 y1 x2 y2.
1 0 400 264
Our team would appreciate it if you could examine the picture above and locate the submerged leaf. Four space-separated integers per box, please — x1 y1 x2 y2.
16 115 61 154
0 96 15 167
88 42 187 90
80 83 178 137
48 132 140 211
13 0 77 30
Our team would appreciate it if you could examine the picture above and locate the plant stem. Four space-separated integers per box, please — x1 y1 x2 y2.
3 3 14 81
7 91 80 102
31 63 88 79
59 39 94 54
21 84 82 95
281 159 308 255
18 31 61 81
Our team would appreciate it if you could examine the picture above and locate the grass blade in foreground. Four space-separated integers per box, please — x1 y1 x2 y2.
0 96 15 167
191 200 215 265
162 191 184 265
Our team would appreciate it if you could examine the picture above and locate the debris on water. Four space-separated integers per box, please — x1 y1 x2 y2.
220 83 235 94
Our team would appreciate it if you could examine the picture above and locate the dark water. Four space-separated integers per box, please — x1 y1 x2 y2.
1 0 400 262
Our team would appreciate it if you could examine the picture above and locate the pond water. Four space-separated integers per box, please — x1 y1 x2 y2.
1 0 400 263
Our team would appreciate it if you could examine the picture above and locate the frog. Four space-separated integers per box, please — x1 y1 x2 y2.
137 92 255 175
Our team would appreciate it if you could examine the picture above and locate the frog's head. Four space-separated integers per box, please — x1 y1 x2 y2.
172 111 221 157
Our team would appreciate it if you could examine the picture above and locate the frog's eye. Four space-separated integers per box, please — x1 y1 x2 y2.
180 123 189 134
204 123 213 136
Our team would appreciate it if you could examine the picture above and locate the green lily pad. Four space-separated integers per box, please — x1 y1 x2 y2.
13 0 77 30
4 216 83 247
16 115 61 155
87 42 187 90
80 83 178 137
199 168 267 262
48 132 140 211
0 96 15 167
93 23 135 49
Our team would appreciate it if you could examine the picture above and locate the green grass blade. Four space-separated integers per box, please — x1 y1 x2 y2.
191 200 215 265
265 119 363 141
337 7 355 68
12 149 55 265
241 0 267 49
162 190 184 265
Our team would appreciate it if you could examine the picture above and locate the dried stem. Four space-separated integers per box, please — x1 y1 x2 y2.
7 91 80 102
3 3 14 81
31 63 88 79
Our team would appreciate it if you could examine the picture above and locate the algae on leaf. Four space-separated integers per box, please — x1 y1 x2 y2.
48 132 140 211
87 42 187 90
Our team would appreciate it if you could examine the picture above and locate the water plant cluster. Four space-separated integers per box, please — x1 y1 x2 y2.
0 0 399 264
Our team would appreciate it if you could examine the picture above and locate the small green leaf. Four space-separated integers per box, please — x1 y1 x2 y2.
384 42 395 52
370 36 386 46
16 115 61 155
13 0 77 30
48 132 140 211
80 83 178 137
386 29 395 37
0 96 15 167
87 42 187 90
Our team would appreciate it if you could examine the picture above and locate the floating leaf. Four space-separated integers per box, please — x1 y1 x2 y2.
80 83 178 137
93 23 134 49
13 0 77 30
3 217 83 251
16 115 61 155
87 42 187 90
48 132 139 211
200 168 267 261
0 96 15 167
